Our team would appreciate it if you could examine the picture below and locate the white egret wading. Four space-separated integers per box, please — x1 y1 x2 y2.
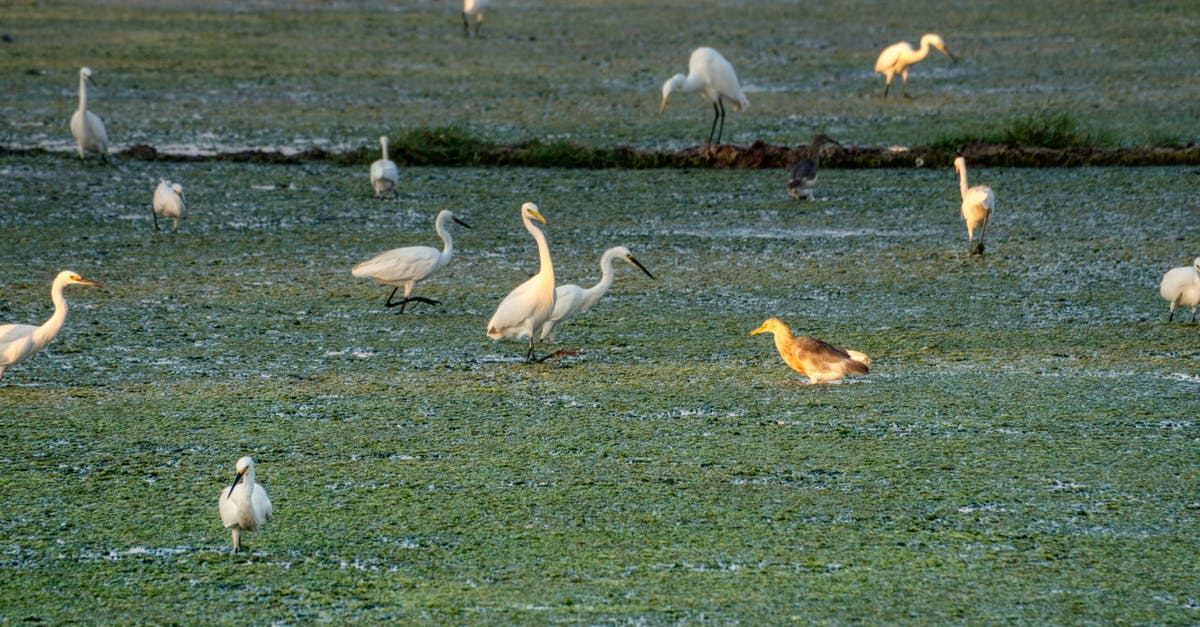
152 179 186 233
0 270 103 382
352 210 471 313
661 47 749 146
218 456 273 553
953 156 994 255
874 34 956 98
787 134 842 201
750 318 869 384
487 202 555 360
462 0 488 37
370 136 399 199
70 67 109 160
540 246 655 342
1160 257 1200 322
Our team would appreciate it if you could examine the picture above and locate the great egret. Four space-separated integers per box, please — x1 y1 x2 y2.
0 270 103 382
787 134 842 201
462 0 488 37
661 47 749 146
370 136 399 199
69 67 109 160
487 202 555 360
351 210 471 313
953 156 994 255
152 179 186 233
750 318 869 384
539 246 655 342
218 456 273 553
1160 257 1200 322
874 34 956 98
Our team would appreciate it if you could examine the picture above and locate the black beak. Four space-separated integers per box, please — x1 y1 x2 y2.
628 255 655 280
453 216 472 229
225 471 244 499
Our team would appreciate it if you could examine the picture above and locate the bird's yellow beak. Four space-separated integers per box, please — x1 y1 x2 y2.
225 470 245 499
528 208 547 225
749 323 768 336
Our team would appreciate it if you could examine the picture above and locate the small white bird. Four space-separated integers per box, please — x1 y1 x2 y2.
218 456 273 553
750 318 869 384
462 0 489 37
152 179 186 233
874 34 956 98
370 135 399 199
787 134 842 201
352 210 471 313
953 156 995 255
69 67 109 161
487 202 555 360
0 270 103 382
1160 257 1200 323
661 47 749 146
539 246 655 342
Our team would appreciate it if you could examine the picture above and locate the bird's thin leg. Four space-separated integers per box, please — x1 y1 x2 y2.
707 101 720 146
1192 308 1197 323
715 98 727 145
901 70 910 98
151 207 160 231
231 529 240 553
526 337 536 361
384 286 403 309
389 296 441 314
883 80 891 98
172 218 179 234
1168 307 1175 322
461 12 470 37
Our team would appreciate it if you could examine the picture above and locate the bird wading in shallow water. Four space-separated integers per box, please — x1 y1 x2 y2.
539 246 655 342
487 202 555 360
787 134 842 201
1160 257 1200 322
0 270 103 383
875 34 956 98
370 135 399 199
750 318 869 384
218 456 273 553
70 67 108 161
352 210 471 313
660 47 749 146
953 156 994 255
152 179 186 233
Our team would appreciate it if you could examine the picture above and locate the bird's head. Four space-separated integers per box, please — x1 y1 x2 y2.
924 34 956 62
226 456 255 498
953 156 967 174
171 183 183 196
80 67 97 85
58 270 104 289
623 249 656 280
750 318 786 337
660 74 685 113
522 202 546 225
1193 257 1200 273
440 210 472 229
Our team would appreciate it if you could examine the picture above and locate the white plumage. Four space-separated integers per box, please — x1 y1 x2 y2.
1159 257 1200 322
953 157 994 255
69 67 108 160
370 135 399 199
0 270 103 383
660 47 749 145
487 202 554 360
152 179 186 233
539 246 655 342
351 210 470 313
218 456 273 553
462 0 489 37
874 34 956 98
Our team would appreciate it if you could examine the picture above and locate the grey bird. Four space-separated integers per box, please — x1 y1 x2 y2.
787 134 841 201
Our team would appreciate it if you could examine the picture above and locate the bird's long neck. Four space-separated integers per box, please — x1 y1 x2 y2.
33 278 70 348
809 140 823 167
435 217 455 262
772 328 795 355
526 218 553 284
380 138 389 161
914 39 933 63
957 165 970 199
77 75 88 112
583 251 619 307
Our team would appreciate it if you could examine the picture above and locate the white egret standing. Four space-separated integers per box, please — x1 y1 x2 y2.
1160 257 1200 322
539 246 655 342
218 456 273 553
487 202 555 360
660 47 749 146
0 270 103 382
750 318 869 384
370 136 399 199
352 210 471 313
953 156 994 255
787 134 842 201
69 67 109 161
874 34 956 98
462 0 488 37
152 178 186 233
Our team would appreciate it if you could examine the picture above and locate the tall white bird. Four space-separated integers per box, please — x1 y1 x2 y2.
539 246 655 342
787 134 842 201
69 67 108 161
750 318 869 384
352 210 471 313
874 34 956 98
217 456 273 553
462 0 488 37
953 156 994 255
661 47 749 146
0 270 103 382
370 135 399 199
487 202 555 360
1160 257 1200 322
152 179 186 233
